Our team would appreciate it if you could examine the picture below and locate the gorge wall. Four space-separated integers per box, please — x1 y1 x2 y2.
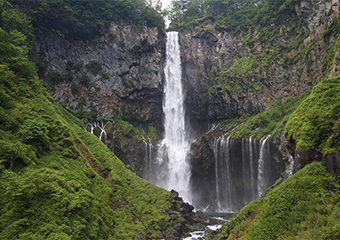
179 0 339 125
33 0 340 208
35 23 167 174
36 22 166 124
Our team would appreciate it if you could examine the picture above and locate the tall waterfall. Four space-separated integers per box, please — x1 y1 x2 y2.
154 32 191 202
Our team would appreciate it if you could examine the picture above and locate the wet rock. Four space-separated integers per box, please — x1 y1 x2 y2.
322 151 340 175
294 147 322 171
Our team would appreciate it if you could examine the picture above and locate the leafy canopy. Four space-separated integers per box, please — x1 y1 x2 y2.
9 0 165 40
167 0 298 32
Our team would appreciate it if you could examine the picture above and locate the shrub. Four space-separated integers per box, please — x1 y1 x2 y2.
80 73 90 87
85 61 102 75
47 70 63 82
71 82 79 95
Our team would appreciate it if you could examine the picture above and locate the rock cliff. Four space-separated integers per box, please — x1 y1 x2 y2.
179 0 339 125
35 22 166 171
36 22 166 123
34 0 339 184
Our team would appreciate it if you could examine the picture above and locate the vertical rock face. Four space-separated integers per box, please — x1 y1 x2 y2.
36 22 166 123
35 22 166 172
178 0 338 125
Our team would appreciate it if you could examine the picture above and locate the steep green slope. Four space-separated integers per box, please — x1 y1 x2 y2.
220 162 340 240
0 2 198 239
222 90 311 140
285 76 340 155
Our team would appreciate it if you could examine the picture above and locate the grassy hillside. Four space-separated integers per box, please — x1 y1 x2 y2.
0 2 197 239
220 162 340 240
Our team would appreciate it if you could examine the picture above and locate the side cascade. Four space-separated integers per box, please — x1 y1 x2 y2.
143 135 154 181
257 135 270 198
149 32 192 202
84 121 108 144
208 135 279 212
214 136 234 212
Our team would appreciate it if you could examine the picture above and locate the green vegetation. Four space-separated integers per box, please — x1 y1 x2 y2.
85 60 102 75
80 73 90 87
116 119 159 142
46 69 63 82
168 0 298 32
227 91 310 140
322 37 340 78
9 0 164 40
0 1 193 238
284 76 340 154
221 162 340 240
70 82 79 95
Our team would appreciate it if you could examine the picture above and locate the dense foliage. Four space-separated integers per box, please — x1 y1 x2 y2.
284 76 340 154
227 91 310 140
221 162 340 239
167 0 298 32
0 1 194 239
9 0 164 40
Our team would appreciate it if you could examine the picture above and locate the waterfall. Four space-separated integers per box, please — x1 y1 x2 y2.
213 138 220 210
286 154 295 177
242 138 248 204
98 121 107 143
214 136 234 212
257 135 270 198
86 121 107 144
208 135 279 212
143 135 153 181
154 32 191 202
249 136 256 200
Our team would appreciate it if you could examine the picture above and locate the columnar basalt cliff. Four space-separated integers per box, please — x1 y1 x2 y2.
35 22 166 172
4 0 340 238
36 22 166 123
179 0 339 125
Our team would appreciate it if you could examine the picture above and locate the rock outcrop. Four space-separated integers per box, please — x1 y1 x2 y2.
35 22 166 171
36 22 166 124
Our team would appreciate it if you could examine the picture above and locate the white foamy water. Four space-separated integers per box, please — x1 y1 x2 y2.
155 32 191 202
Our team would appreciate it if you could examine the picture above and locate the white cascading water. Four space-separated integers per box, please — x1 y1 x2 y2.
257 135 270 198
287 154 295 177
155 32 191 202
249 136 256 200
214 136 234 212
87 121 107 143
143 135 153 181
242 138 248 204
